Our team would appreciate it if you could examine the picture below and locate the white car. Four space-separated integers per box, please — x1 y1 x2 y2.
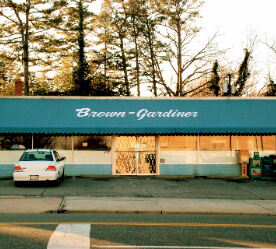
13 149 66 186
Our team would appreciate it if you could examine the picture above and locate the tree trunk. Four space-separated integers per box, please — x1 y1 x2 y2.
177 22 182 96
23 0 30 96
119 36 130 96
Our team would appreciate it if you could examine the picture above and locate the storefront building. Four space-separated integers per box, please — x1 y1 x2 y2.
1 97 276 178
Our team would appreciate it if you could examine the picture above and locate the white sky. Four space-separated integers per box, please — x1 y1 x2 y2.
200 0 276 60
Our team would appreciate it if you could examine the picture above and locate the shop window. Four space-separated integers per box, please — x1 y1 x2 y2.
0 134 32 150
160 136 197 151
262 136 276 151
33 135 72 150
231 136 259 151
74 136 111 150
199 136 230 151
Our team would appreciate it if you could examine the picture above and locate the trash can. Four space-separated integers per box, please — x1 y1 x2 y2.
249 152 262 178
261 156 272 177
269 155 276 177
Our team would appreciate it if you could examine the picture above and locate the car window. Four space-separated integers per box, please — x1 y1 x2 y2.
54 151 60 161
20 151 53 161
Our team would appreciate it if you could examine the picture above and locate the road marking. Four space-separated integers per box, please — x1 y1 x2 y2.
47 224 90 249
90 246 276 249
1 222 276 229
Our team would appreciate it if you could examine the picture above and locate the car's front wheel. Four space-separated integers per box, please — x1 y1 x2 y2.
60 170 65 182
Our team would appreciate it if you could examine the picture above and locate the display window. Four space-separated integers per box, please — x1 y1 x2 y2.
160 136 197 151
73 136 111 150
199 136 230 151
33 135 72 150
262 135 276 151
0 135 32 150
231 136 259 151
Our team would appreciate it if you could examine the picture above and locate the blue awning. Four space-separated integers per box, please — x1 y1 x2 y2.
1 97 276 135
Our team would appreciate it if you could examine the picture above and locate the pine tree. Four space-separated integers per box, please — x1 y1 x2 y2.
58 0 95 95
234 49 251 96
0 0 66 95
209 61 220 96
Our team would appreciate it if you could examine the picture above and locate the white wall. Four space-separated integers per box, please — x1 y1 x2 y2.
1 150 275 165
0 150 111 164
66 150 111 164
159 151 275 164
0 151 24 164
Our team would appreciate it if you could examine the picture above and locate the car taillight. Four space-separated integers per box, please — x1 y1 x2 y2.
46 165 57 171
14 166 23 172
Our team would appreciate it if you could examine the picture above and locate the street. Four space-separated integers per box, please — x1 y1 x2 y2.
0 213 276 249
0 177 276 248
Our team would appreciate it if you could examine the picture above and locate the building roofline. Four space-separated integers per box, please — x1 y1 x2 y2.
1 96 276 100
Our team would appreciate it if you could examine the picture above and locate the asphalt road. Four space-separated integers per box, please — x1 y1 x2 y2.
1 177 276 200
0 213 276 249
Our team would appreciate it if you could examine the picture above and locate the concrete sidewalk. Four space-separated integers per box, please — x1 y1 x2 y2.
1 196 276 216
1 177 276 215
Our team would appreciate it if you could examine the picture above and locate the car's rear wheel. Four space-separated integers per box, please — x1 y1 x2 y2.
52 177 60 186
14 181 21 187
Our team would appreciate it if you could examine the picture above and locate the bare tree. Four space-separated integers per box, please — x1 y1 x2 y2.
148 0 221 96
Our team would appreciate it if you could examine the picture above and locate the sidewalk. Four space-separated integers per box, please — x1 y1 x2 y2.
0 177 276 215
0 196 276 216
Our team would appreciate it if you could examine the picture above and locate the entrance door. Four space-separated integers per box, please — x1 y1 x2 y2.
115 136 156 175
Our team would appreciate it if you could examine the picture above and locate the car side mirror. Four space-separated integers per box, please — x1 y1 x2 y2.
61 157 66 161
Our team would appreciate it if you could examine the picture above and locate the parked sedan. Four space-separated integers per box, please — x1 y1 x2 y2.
13 149 66 187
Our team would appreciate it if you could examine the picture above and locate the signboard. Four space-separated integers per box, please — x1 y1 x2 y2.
0 97 276 134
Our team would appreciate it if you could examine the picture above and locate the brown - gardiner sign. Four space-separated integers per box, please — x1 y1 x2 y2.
76 108 198 120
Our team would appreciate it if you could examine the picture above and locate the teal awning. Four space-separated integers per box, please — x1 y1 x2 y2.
1 97 276 135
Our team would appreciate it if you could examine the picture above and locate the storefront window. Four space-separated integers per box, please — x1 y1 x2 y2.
199 136 230 151
160 136 197 151
0 135 32 150
231 136 259 151
262 136 276 151
33 135 72 150
73 136 111 150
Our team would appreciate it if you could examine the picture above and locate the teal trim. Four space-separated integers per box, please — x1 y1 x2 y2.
65 164 112 176
1 98 276 134
0 164 112 178
0 164 14 178
0 163 241 177
160 164 241 176
161 164 195 176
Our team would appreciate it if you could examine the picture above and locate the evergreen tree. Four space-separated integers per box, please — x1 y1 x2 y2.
209 61 220 96
57 0 95 95
234 49 251 96
0 0 66 95
0 52 21 95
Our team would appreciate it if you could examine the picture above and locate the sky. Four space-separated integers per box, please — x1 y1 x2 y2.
199 0 276 63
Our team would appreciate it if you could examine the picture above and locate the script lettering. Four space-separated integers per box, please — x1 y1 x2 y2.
76 108 198 120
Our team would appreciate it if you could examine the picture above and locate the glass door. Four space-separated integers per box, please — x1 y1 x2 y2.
115 136 156 175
